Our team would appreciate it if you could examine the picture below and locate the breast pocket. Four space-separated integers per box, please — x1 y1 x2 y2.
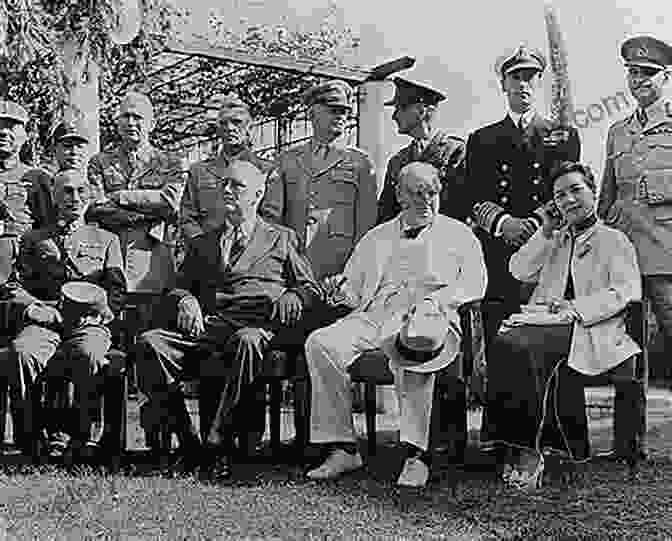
103 168 126 192
75 244 105 272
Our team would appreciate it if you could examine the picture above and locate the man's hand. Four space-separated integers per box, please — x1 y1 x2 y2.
25 304 63 327
271 291 303 326
540 200 565 239
322 273 349 306
500 216 537 248
177 296 204 337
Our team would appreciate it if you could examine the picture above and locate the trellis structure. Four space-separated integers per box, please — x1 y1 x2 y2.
101 38 414 165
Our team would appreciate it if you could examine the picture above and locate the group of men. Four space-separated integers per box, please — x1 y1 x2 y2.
0 32 669 488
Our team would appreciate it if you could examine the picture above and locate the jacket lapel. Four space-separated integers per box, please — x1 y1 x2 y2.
231 220 279 272
294 143 316 179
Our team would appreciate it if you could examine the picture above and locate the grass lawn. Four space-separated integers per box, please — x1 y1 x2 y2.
0 392 670 540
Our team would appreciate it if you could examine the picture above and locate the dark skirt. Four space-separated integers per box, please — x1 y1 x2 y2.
483 323 590 460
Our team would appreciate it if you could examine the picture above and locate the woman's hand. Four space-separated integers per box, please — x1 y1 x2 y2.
540 201 565 239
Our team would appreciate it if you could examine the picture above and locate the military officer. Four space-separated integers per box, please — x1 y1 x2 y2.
0 100 48 290
87 91 186 293
377 77 468 224
6 169 125 457
28 116 92 230
597 36 672 459
259 80 378 280
465 45 581 373
180 93 274 244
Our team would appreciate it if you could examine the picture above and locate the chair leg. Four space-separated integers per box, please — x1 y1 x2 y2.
293 378 310 454
269 380 282 455
364 382 377 457
102 371 127 469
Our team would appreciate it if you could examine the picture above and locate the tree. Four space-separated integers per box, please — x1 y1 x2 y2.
0 0 187 164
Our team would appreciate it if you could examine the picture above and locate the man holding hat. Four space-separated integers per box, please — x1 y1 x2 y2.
377 77 468 224
181 93 274 244
27 115 92 230
136 160 321 477
5 168 125 457
305 162 486 487
87 91 186 293
465 45 580 404
597 35 672 460
260 80 378 280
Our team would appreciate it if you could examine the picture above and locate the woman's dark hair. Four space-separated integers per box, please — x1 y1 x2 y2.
549 161 597 194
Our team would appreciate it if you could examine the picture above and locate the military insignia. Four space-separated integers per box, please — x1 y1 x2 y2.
500 163 509 172
636 46 649 58
576 243 592 258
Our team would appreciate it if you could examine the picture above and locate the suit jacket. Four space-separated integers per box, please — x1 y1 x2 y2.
339 214 487 357
168 218 321 328
259 140 378 279
465 114 580 304
510 222 641 375
180 149 275 242
12 222 126 316
377 131 467 224
598 95 672 275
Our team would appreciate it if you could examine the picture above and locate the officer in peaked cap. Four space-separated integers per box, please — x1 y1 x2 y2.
597 36 672 461
0 100 46 288
377 77 468 225
464 44 580 433
182 92 274 244
87 90 186 293
28 115 93 231
260 79 377 280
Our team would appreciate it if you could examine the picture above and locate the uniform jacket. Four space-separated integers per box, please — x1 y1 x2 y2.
180 149 274 241
0 159 44 237
12 222 126 316
339 214 487 361
168 218 321 326
25 167 57 229
377 131 468 224
86 144 186 243
510 221 641 375
259 140 378 279
598 95 672 275
465 114 580 303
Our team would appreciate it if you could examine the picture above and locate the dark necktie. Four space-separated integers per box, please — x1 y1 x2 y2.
227 233 246 268
403 225 426 239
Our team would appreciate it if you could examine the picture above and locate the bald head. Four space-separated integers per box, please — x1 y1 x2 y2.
53 168 93 222
396 162 442 227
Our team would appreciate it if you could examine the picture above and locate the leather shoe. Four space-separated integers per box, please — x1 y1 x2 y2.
595 448 647 462
306 448 363 480
396 457 429 488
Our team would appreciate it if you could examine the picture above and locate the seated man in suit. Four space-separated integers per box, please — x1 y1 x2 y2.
4 169 126 457
305 162 487 487
135 160 322 477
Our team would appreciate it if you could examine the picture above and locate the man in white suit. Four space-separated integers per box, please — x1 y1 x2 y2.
305 162 487 487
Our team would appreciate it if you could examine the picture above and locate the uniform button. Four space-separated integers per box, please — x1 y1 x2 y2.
533 162 540 169
310 191 317 197
306 216 317 225
532 178 540 185
500 163 509 172
499 180 508 188
532 194 539 202
500 196 509 204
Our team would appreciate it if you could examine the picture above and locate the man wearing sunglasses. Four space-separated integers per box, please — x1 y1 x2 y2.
598 35 672 461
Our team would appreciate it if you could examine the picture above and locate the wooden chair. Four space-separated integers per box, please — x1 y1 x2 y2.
347 300 482 457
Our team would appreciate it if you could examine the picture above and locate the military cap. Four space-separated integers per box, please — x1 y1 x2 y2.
116 91 154 120
621 36 672 71
0 100 28 124
50 117 89 144
60 281 113 326
303 80 353 108
217 93 251 121
384 77 446 108
496 45 546 76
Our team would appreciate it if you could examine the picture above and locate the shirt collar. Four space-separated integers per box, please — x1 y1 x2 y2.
222 217 257 241
398 213 433 236
56 217 84 234
508 108 535 129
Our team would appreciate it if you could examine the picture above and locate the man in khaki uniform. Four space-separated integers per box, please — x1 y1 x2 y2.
87 91 186 293
28 116 92 230
180 94 274 244
260 80 378 280
0 100 46 291
598 36 672 460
